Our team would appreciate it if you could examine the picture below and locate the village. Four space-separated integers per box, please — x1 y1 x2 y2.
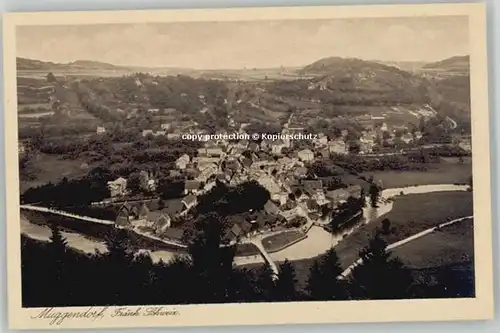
102 119 369 246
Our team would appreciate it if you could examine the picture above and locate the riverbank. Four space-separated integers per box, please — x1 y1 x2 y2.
20 183 471 268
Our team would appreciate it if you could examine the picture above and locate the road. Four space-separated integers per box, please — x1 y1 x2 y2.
446 116 458 129
338 215 473 279
20 204 187 248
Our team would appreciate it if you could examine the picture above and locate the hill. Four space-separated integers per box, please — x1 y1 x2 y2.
264 57 430 106
422 55 470 73
17 57 127 72
298 56 425 91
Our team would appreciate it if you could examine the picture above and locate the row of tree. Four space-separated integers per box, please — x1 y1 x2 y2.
21 212 474 308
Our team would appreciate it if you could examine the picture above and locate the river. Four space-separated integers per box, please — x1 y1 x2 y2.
21 184 469 266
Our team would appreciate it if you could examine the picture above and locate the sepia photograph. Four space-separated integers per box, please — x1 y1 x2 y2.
2 3 493 330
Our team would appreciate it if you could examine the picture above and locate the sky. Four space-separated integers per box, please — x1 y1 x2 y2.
16 16 469 70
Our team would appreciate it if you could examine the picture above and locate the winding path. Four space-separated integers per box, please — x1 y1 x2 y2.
20 204 187 248
338 215 473 279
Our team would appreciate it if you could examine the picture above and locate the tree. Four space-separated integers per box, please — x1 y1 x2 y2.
185 213 236 303
47 222 69 305
349 233 414 299
101 229 135 304
369 182 380 208
380 218 393 235
46 72 57 83
126 172 142 195
255 263 277 301
307 248 349 300
274 259 299 301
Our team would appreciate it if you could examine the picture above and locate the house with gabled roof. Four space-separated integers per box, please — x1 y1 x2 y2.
263 200 280 215
184 180 201 195
115 203 132 227
181 195 198 211
147 211 172 235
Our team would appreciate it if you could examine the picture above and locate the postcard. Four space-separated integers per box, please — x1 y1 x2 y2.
2 2 493 330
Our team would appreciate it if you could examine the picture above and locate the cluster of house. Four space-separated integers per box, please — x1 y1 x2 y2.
113 196 196 240
140 120 199 139
114 201 175 236
358 122 423 154
172 135 362 229
105 126 363 239
107 171 157 198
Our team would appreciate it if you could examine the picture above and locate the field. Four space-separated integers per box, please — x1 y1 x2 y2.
362 158 472 188
261 230 307 253
392 218 474 269
334 191 473 269
243 190 474 290
20 153 91 192
235 243 261 256
346 105 427 127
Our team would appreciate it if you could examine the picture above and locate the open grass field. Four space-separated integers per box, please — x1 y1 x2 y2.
239 190 474 290
334 191 473 269
20 153 91 192
235 243 261 257
261 230 306 253
392 218 474 269
362 160 472 188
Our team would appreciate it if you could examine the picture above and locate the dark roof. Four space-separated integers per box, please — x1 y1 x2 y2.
302 179 323 190
263 200 279 215
248 142 259 150
185 180 201 190
115 215 129 226
147 211 169 222
184 169 200 177
138 203 150 216
182 194 197 206
303 187 316 197
307 199 319 210
230 224 242 237
120 202 132 212
240 157 253 168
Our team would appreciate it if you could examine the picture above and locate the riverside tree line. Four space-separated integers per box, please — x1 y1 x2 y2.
22 212 474 307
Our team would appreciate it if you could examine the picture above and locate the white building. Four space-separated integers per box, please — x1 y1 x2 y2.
328 139 347 155
175 154 190 170
107 177 128 198
297 149 314 162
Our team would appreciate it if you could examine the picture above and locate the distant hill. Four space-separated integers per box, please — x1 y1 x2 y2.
422 55 470 72
66 60 123 70
377 60 428 72
17 57 130 72
298 56 425 92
